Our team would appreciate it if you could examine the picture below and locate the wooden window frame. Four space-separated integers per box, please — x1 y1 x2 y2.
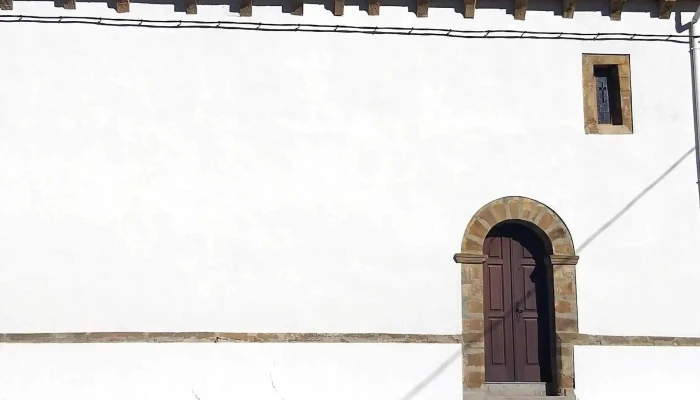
582 54 633 135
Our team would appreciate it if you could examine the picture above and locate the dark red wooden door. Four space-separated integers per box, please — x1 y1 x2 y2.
483 224 552 383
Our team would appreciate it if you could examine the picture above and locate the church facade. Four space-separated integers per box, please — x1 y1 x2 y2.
1 1 700 399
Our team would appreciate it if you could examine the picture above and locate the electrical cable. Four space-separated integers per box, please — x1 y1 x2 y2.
0 14 696 43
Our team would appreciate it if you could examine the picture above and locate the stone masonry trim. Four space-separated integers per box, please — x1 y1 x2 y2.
2 332 699 346
460 196 576 256
456 196 579 395
582 53 633 135
572 334 700 346
0 332 461 344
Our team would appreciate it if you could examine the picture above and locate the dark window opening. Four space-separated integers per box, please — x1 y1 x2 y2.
593 65 623 125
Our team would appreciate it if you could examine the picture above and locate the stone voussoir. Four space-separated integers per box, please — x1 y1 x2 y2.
536 210 555 232
490 199 507 221
519 197 536 220
467 219 490 241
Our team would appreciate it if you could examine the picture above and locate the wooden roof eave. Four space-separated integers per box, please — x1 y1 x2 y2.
0 0 683 21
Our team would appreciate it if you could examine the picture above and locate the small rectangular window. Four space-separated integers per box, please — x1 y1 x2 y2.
582 54 632 134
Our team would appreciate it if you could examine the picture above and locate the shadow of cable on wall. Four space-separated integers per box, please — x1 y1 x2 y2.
397 349 462 400
577 146 696 253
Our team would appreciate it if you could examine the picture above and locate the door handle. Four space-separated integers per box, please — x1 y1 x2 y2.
515 308 524 322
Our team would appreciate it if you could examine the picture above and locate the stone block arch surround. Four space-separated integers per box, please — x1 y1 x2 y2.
453 196 580 398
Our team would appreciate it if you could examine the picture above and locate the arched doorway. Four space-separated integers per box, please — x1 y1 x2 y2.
483 222 554 383
454 196 579 397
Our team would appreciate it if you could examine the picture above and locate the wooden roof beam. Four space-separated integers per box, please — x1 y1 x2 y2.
562 0 575 18
658 0 675 19
0 0 11 10
463 0 476 18
240 0 252 16
514 0 527 19
291 0 303 15
610 0 625 20
417 0 429 17
185 0 197 14
368 0 380 15
116 0 129 12
334 0 344 15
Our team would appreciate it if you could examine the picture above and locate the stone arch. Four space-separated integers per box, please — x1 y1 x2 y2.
461 196 575 256
455 196 579 398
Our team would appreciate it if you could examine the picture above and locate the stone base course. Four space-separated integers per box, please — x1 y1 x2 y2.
4 332 699 347
0 332 462 344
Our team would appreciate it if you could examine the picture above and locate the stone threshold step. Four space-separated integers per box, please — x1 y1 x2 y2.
485 383 548 396
484 397 572 400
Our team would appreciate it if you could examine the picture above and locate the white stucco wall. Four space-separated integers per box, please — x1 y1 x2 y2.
0 343 463 400
1 3 700 399
0 343 699 400
574 345 700 400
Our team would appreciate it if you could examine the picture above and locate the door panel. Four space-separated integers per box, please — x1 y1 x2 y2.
488 266 504 311
524 318 540 365
488 317 507 365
